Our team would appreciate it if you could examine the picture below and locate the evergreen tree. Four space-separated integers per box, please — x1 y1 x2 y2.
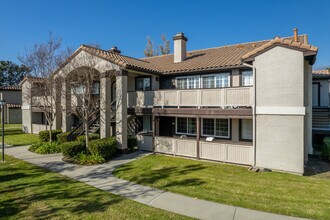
0 61 29 86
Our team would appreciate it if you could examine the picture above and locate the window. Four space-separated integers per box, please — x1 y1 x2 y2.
202 73 230 88
202 118 230 138
136 77 151 91
136 115 152 133
176 76 200 89
241 70 253 86
240 119 253 141
176 117 197 135
71 82 100 95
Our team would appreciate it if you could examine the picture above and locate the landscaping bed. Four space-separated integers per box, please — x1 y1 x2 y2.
0 155 189 219
113 154 330 220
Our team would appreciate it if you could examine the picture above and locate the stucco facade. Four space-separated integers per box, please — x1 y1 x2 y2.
21 33 317 174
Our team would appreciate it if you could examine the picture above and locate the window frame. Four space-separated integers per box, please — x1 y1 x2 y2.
175 117 197 136
175 75 200 90
239 119 253 142
201 118 230 139
201 73 231 89
135 76 152 91
241 70 253 87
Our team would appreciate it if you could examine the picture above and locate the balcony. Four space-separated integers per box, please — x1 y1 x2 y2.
128 87 253 108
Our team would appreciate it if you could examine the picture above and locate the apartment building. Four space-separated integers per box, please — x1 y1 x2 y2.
21 30 318 174
0 85 22 124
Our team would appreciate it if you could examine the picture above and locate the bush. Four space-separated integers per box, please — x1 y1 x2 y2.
128 136 137 150
39 130 62 142
322 137 330 160
29 142 61 154
88 137 116 160
61 141 85 158
57 132 70 144
77 134 100 143
73 152 105 165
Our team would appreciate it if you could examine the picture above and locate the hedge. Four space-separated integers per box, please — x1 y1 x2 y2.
61 141 85 158
322 137 330 160
77 134 100 143
128 136 138 150
57 132 70 144
88 137 116 160
39 130 62 142
29 142 61 154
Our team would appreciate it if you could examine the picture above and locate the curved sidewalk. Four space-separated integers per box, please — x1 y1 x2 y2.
4 146 307 220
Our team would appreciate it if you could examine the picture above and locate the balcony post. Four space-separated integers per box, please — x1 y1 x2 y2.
115 70 128 152
100 71 112 138
61 79 72 132
196 116 200 159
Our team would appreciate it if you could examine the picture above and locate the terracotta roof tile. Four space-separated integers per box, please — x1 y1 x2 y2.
7 104 21 108
313 69 330 78
0 85 21 91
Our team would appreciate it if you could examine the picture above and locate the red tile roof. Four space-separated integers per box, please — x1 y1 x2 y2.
313 69 330 78
0 85 21 91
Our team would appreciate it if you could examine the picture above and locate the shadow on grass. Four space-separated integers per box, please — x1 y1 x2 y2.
114 163 206 188
0 160 125 219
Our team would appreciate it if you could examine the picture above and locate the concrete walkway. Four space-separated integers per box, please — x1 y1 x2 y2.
5 146 307 220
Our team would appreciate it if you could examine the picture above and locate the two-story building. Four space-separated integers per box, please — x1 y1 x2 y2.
21 30 318 174
312 69 330 145
0 85 22 124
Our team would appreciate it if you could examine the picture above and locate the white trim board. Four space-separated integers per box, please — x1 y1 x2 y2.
256 107 306 115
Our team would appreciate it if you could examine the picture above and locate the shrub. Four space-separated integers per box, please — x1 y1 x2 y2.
57 132 70 144
77 133 100 143
29 142 61 154
39 129 62 142
73 152 105 165
128 136 137 150
61 141 85 158
322 137 330 160
88 137 116 160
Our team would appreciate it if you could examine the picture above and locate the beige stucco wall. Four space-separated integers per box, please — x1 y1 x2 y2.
231 69 240 87
231 118 239 141
254 46 307 174
1 90 22 105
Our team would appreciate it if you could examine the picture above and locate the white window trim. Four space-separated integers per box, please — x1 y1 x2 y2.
241 70 253 87
175 75 201 89
201 73 231 89
201 118 230 138
175 117 197 136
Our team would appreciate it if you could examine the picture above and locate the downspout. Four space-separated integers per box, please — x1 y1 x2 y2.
243 62 257 167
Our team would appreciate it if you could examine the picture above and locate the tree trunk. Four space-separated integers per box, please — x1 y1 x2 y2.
49 125 52 143
85 122 89 148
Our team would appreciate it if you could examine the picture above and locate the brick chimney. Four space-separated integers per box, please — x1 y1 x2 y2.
173 33 188 63
293 28 298 42
109 46 121 54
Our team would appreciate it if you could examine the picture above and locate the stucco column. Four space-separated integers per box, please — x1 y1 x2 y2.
21 81 32 133
61 80 72 132
100 72 112 138
54 79 62 130
115 70 128 151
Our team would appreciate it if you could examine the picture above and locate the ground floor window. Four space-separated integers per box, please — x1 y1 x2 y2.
240 119 253 141
202 118 229 138
136 115 152 133
176 117 196 135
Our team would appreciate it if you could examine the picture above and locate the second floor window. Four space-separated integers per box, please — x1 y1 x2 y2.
176 76 200 89
136 77 151 91
202 73 230 88
242 70 253 86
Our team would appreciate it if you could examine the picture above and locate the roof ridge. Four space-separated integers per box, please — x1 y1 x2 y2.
141 34 308 60
81 44 150 64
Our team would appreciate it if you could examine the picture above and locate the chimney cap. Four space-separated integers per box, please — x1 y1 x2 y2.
173 32 188 41
109 46 121 54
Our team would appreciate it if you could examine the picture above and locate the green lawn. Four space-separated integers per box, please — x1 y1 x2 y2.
0 124 39 146
113 154 330 220
0 155 190 220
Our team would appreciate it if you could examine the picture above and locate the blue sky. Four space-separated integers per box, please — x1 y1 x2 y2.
1 0 329 69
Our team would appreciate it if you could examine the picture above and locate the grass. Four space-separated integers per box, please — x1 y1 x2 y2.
0 124 39 146
0 155 190 220
113 154 330 220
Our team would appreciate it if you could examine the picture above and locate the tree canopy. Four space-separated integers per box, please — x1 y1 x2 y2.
0 61 29 86
144 34 170 57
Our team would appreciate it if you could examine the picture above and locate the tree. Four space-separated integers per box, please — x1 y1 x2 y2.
144 37 156 57
0 61 29 86
159 34 170 55
144 34 171 57
18 33 72 142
